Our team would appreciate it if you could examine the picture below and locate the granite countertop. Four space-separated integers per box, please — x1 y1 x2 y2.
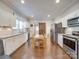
0 32 25 39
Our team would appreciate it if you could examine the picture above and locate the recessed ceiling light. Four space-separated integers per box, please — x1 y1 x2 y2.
48 15 51 17
56 0 60 3
31 16 34 17
21 0 24 4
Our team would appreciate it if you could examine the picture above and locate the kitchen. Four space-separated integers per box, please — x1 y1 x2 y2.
0 0 79 59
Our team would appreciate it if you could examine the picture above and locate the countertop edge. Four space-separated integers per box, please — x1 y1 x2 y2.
0 32 26 40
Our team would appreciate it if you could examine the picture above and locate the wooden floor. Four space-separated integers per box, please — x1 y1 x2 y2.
11 37 72 59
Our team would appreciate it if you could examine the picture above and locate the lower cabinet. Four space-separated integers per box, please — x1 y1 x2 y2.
2 33 27 55
58 34 63 48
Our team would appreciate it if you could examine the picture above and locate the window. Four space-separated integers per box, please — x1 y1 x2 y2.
12 20 19 29
19 21 23 29
12 18 27 29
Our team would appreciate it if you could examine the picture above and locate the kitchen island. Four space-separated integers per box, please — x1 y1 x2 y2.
0 32 28 55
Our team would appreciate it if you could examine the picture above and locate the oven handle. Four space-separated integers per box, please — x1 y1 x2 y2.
63 36 77 42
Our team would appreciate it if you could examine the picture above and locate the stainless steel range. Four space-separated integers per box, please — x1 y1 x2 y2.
63 31 79 59
63 36 78 59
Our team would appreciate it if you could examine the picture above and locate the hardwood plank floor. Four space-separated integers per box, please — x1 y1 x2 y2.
11 37 72 59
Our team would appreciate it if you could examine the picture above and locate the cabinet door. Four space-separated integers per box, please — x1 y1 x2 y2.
19 34 25 45
3 37 16 55
10 14 16 27
0 7 16 26
62 17 67 27
3 38 12 55
58 34 63 47
24 33 28 42
0 9 10 26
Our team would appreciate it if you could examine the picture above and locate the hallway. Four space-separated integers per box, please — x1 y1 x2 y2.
11 37 71 59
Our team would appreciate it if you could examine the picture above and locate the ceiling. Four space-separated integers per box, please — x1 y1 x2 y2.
1 0 79 20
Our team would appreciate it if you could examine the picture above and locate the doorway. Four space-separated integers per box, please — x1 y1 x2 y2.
39 23 46 35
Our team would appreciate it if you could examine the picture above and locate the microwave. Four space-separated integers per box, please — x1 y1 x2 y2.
67 17 79 27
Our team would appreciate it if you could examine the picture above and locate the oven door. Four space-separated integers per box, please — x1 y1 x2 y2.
63 36 77 55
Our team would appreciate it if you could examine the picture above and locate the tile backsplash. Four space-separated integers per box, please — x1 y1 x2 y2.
65 27 79 34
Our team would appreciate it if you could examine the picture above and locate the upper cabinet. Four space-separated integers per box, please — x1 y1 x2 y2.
62 18 67 27
10 14 16 27
0 9 16 26
0 9 9 26
0 2 16 27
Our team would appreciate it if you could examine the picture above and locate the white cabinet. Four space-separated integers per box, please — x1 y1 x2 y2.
62 17 67 27
0 9 10 26
58 34 63 47
3 37 14 55
2 33 27 55
0 4 16 27
10 14 16 27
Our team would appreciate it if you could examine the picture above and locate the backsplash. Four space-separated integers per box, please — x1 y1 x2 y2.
65 27 79 34
0 28 20 35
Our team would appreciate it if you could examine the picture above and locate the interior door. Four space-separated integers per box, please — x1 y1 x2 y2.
39 23 46 35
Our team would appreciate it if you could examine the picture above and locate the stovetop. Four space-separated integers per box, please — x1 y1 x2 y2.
72 34 79 36
72 31 79 36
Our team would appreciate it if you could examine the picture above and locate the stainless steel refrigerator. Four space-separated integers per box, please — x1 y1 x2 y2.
51 23 64 44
